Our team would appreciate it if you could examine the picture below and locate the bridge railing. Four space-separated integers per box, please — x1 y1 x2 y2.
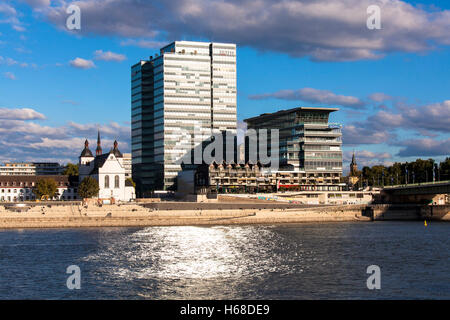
383 180 450 189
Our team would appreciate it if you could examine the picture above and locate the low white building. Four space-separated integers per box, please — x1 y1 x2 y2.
0 175 78 202
78 136 135 202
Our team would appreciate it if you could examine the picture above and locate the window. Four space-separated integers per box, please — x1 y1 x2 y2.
105 175 110 189
115 175 120 189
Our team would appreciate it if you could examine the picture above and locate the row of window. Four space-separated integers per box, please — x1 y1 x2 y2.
104 175 120 189
0 181 68 187
0 195 78 202
0 188 77 194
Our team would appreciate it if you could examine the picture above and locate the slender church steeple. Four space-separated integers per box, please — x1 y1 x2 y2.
350 150 358 176
96 130 102 156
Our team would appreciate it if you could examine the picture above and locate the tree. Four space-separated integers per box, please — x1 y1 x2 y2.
63 163 79 185
439 157 450 181
63 163 79 177
78 177 99 199
34 178 58 199
126 177 136 188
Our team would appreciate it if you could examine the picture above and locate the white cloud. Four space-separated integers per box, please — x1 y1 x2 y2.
12 25 26 32
120 39 167 49
34 0 450 62
0 56 18 66
343 124 395 145
250 87 365 108
69 57 96 69
23 0 51 7
93 50 126 62
367 100 450 133
0 56 37 68
368 93 393 102
0 112 131 163
0 2 25 31
396 138 450 157
3 72 16 80
0 108 46 120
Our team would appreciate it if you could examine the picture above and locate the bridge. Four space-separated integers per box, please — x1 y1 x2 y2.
381 180 450 204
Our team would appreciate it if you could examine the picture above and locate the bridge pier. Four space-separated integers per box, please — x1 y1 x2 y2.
363 204 450 221
381 193 446 205
420 205 450 221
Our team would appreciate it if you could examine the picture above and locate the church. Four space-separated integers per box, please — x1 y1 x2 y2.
78 132 135 202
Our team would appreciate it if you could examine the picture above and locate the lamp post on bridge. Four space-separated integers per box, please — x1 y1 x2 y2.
405 166 408 185
434 163 438 182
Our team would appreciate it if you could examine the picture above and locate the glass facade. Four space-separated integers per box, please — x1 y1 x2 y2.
132 41 237 193
245 107 343 186
131 60 159 195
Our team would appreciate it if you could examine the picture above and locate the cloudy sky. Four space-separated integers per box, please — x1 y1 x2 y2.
0 0 449 169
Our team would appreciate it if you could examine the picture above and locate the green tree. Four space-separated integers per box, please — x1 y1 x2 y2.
439 157 450 181
126 177 136 188
78 177 99 199
34 178 58 199
63 163 79 177
359 158 446 187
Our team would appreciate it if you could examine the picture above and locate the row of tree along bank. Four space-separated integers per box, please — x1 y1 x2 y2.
350 157 450 188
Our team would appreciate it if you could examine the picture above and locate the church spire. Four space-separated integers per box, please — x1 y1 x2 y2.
96 130 102 156
350 150 358 176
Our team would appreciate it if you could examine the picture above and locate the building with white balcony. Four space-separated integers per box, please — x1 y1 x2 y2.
0 162 63 176
244 107 344 191
123 153 132 178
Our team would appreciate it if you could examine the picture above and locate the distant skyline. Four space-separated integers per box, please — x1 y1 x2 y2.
0 0 449 169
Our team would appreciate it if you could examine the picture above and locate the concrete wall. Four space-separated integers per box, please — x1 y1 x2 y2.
420 205 450 221
363 204 450 221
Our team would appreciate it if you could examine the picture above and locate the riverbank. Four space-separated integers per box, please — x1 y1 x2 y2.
0 203 448 229
0 203 371 229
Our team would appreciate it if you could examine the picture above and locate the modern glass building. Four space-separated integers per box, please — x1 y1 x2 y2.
131 41 237 194
244 107 343 190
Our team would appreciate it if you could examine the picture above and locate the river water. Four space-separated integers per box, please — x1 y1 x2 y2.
0 222 448 299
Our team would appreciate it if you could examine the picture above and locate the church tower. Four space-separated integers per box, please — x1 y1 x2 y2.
350 151 358 176
79 139 94 165
79 139 95 182
96 130 102 156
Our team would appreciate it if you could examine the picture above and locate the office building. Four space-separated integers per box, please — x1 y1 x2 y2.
244 107 343 190
131 41 237 194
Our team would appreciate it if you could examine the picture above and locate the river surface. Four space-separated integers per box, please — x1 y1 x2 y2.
0 222 448 299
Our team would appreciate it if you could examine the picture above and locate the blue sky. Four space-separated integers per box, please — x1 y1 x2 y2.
0 0 449 169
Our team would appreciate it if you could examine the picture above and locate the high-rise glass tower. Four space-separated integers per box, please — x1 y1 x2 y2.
131 41 237 194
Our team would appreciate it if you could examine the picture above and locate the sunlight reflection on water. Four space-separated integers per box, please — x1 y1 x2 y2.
1 222 449 299
82 225 302 281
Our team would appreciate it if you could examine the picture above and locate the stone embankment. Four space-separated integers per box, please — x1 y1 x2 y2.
0 203 370 229
0 203 448 229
